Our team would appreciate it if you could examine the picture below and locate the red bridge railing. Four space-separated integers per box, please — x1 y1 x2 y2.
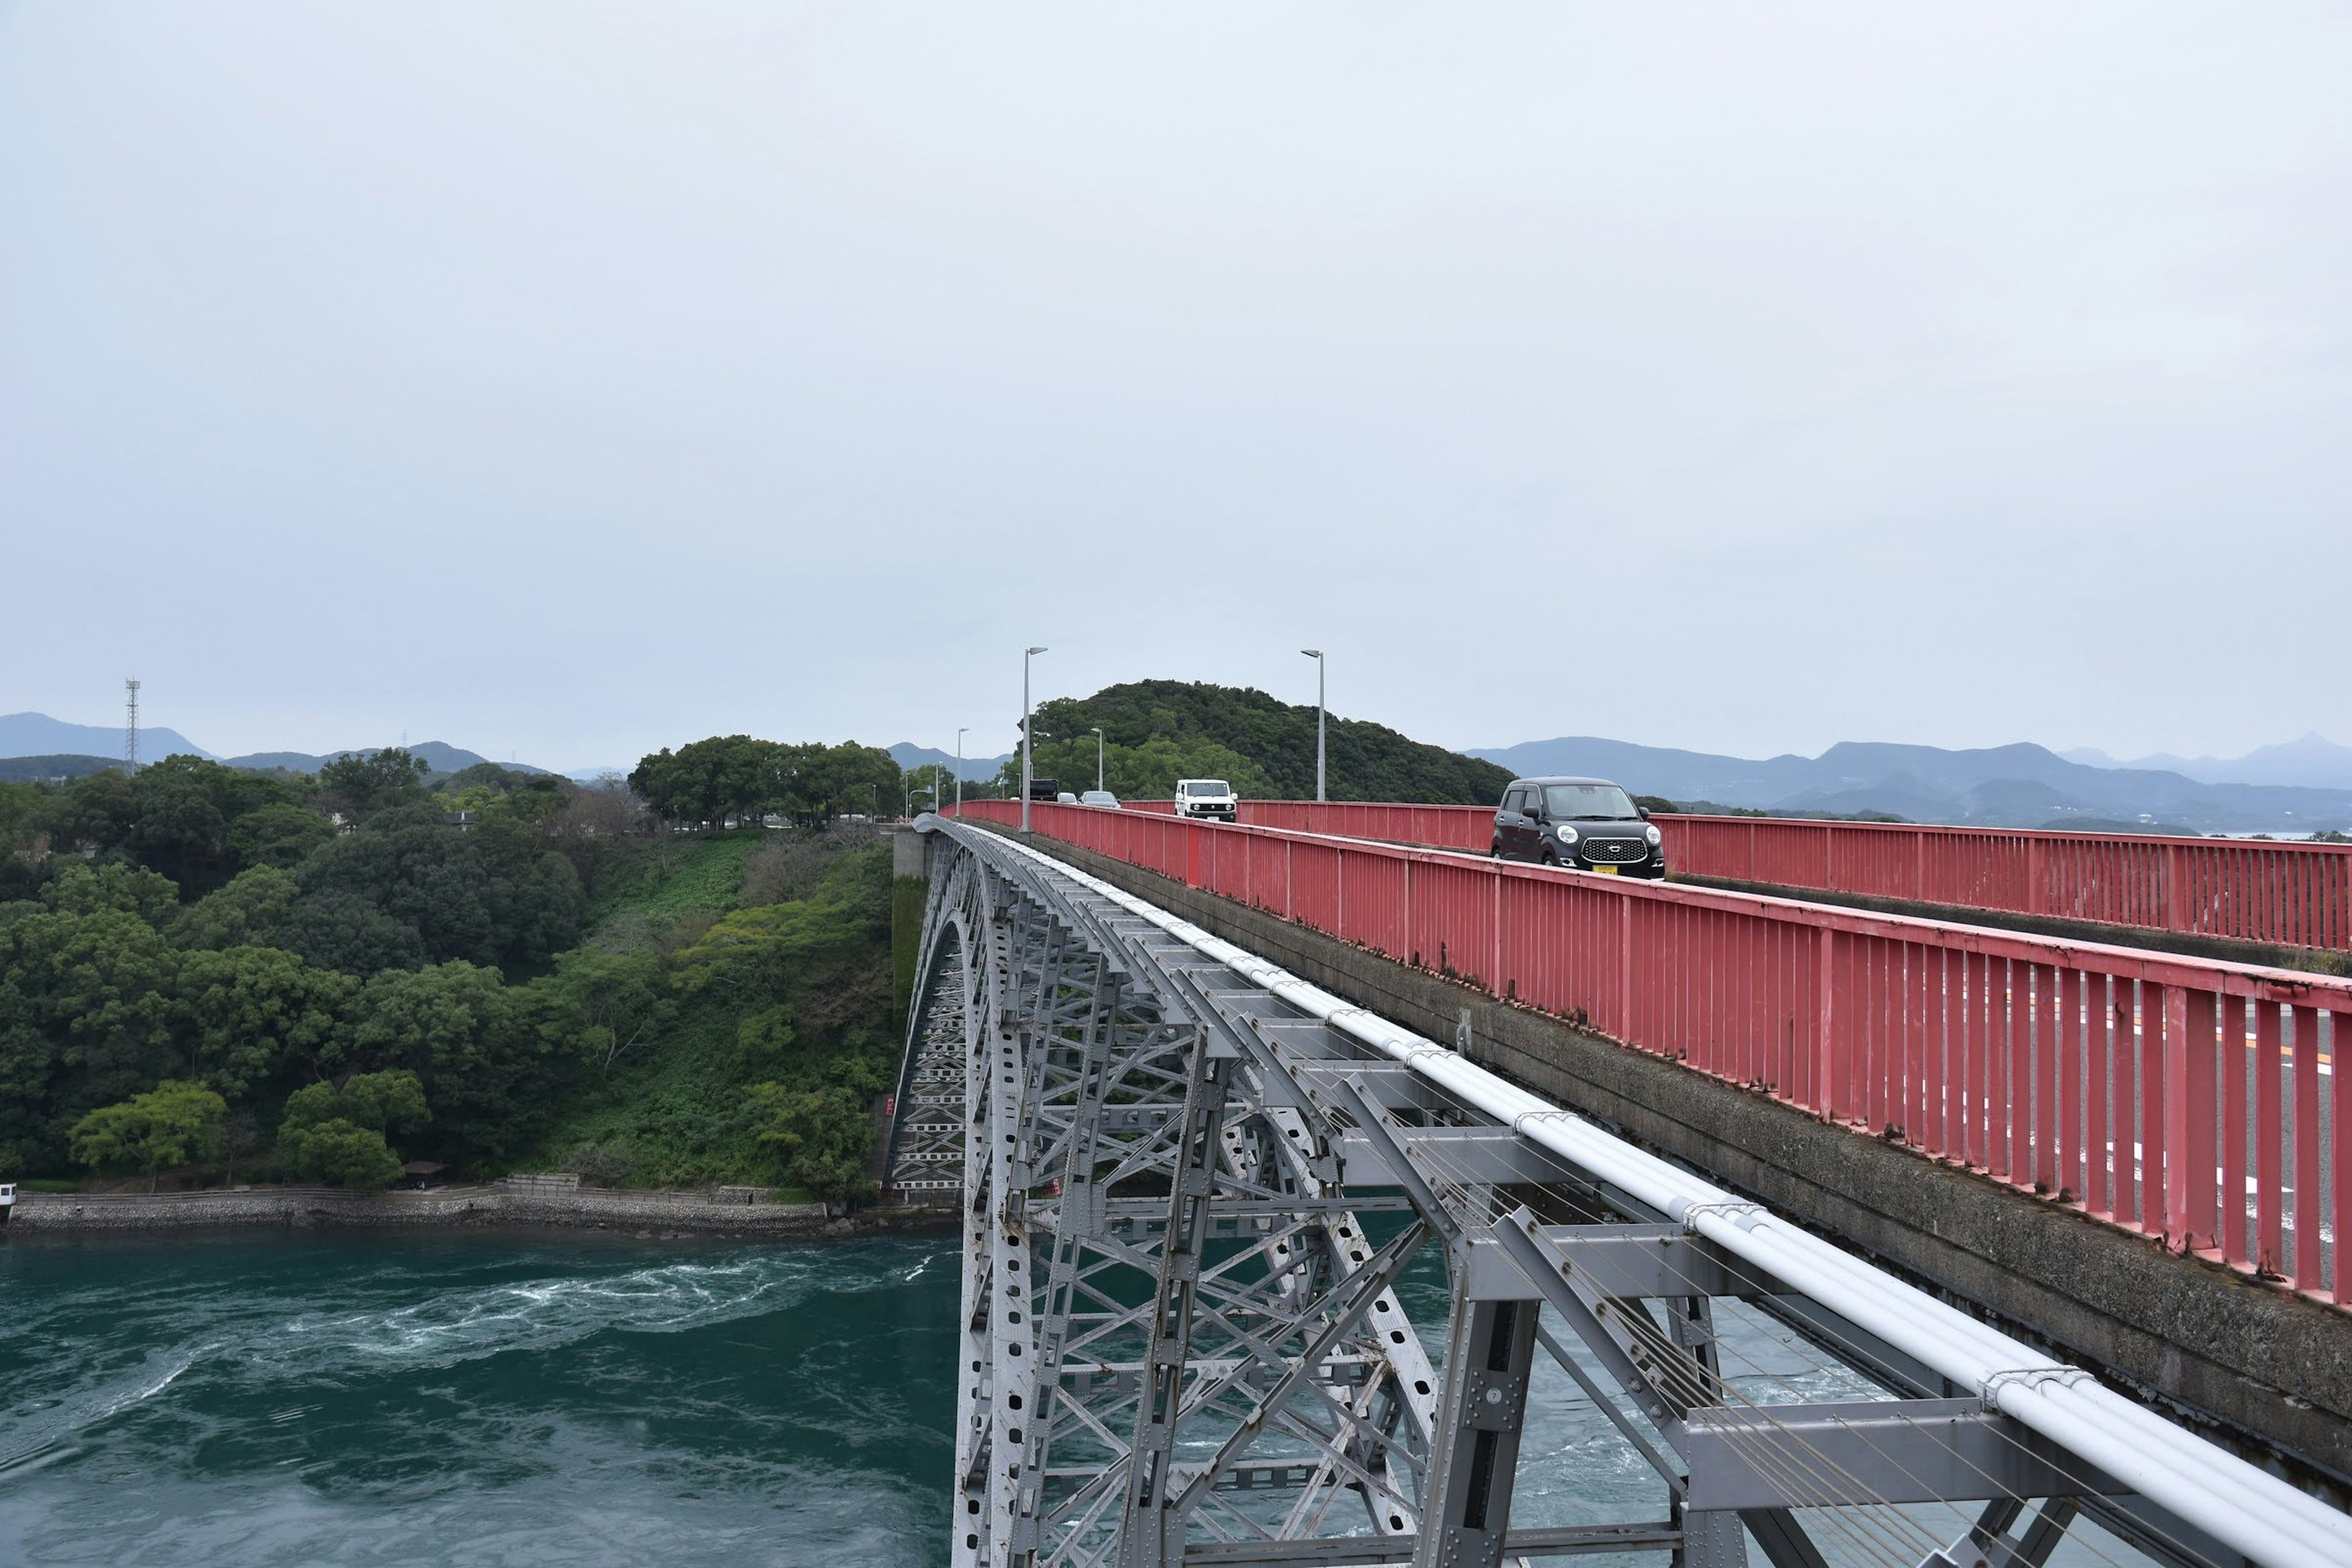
953 799 2352 1305
1662 815 2352 957
1110 799 2352 957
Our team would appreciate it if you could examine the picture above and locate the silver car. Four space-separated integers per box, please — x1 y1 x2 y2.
1079 790 1121 808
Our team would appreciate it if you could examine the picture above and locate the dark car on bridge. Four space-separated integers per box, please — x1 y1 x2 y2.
1491 776 1665 877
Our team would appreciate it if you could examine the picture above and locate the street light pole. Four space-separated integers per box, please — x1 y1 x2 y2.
1301 649 1326 802
1091 726 1104 793
955 728 967 816
1022 646 1047 834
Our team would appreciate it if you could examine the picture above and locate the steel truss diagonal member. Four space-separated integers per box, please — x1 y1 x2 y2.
1118 1016 1232 1567
900 821 1459 1568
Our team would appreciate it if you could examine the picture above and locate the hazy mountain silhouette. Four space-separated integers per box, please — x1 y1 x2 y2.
0 711 212 761
2060 733 2352 791
1470 736 2352 832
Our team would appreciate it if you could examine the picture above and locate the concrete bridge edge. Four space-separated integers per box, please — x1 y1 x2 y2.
994 826 2352 1496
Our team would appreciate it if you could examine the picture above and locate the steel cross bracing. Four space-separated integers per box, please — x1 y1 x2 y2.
888 819 2352 1568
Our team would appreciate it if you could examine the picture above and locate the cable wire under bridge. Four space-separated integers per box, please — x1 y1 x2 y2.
885 816 2352 1568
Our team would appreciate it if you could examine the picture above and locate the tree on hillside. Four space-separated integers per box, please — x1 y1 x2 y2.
535 948 672 1074
225 802 334 872
631 737 904 827
296 805 584 975
42 862 181 924
1022 680 1512 804
319 748 431 818
631 735 760 827
279 1069 431 1191
331 961 587 1164
173 944 353 1099
996 734 1271 803
37 767 138 858
4 905 181 1120
170 866 302 950
545 777 652 900
748 1077 877 1205
279 890 430 977
70 1080 228 1191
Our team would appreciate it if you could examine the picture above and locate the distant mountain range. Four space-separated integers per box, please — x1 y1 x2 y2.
889 742 1013 782
2058 732 2352 791
218 741 553 777
0 711 213 761
1468 737 2352 834
0 714 551 778
0 754 130 783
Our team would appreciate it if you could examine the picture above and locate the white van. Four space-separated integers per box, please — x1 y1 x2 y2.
1174 778 1238 822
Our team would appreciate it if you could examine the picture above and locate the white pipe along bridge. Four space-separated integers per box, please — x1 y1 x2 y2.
884 816 2352 1568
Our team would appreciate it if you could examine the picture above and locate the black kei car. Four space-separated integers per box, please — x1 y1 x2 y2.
1491 777 1666 878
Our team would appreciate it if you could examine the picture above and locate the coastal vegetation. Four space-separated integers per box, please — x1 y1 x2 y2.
0 688 1532 1204
0 742 907 1204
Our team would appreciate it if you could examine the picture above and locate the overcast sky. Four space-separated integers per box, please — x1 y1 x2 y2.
4 4 2346 772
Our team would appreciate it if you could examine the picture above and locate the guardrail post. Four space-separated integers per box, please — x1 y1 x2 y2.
1815 930 1838 1122
2292 1005 2321 1287
1490 873 1502 995
2256 1001 2283 1275
2332 1009 2351 1303
1618 898 1634 1045
2182 989 2219 1254
2159 984 2189 1247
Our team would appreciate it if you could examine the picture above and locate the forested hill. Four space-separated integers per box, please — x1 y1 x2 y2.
1020 681 1510 805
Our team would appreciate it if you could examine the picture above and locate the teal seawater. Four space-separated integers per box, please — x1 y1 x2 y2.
0 1229 2133 1566
0 1231 959 1567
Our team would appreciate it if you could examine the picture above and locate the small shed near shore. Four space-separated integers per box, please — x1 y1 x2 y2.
398 1161 449 1189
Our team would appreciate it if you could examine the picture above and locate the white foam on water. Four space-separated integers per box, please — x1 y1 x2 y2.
268 1246 909 1374
0 1346 208 1472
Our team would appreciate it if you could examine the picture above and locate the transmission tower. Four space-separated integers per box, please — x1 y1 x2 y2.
124 679 140 772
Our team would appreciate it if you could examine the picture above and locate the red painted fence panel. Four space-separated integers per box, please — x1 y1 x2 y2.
1663 813 2352 956
1101 799 2352 956
951 798 2352 1306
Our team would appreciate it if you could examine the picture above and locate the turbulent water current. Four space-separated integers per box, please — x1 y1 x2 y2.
1 1229 2132 1566
0 1231 960 1566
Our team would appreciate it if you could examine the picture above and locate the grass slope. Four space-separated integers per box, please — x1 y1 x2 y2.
535 833 897 1195
582 831 764 950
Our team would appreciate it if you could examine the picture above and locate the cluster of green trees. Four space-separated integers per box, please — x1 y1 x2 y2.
1 848 593 1188
628 737 903 829
1006 680 1513 805
0 739 910 1203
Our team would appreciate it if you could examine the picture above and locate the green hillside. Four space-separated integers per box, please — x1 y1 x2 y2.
1014 680 1510 805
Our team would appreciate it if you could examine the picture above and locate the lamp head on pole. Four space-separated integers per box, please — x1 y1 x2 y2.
1301 648 1321 660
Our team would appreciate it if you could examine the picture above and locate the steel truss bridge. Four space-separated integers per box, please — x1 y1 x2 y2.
887 818 2352 1568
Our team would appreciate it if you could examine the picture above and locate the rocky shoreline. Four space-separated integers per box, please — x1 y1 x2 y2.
2 1183 956 1240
